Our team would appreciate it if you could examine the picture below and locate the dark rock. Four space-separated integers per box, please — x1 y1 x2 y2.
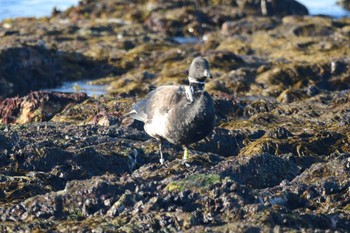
306 85 320 96
214 96 239 119
266 127 293 139
222 17 278 35
219 153 301 188
205 50 245 71
237 0 308 16
291 24 335 37
0 46 117 98
90 111 121 127
243 99 277 118
193 128 245 157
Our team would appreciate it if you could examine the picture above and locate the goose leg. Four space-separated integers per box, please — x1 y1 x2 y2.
182 146 191 167
159 142 165 165
183 146 189 161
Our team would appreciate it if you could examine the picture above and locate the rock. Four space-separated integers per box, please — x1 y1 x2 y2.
0 46 62 98
0 91 88 124
266 127 293 139
237 0 308 16
221 17 278 35
219 153 301 188
205 50 245 71
0 45 117 98
89 111 121 127
277 89 308 103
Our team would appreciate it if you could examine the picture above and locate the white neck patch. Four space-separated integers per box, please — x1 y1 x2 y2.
188 76 205 85
185 86 194 103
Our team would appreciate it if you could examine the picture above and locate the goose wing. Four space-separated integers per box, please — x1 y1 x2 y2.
125 85 185 123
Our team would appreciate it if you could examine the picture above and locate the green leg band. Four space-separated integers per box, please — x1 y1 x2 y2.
183 147 189 160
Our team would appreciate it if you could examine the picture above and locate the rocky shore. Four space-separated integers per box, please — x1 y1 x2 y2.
0 0 349 232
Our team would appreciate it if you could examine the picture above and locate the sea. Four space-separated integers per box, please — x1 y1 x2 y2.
0 0 79 21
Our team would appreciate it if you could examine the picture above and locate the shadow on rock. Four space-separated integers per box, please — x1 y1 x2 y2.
0 45 119 98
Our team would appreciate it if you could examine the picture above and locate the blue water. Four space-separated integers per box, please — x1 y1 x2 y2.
44 80 108 97
298 0 350 17
172 36 199 44
0 0 79 21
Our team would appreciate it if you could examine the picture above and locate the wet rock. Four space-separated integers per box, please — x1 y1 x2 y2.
219 153 301 188
255 153 350 230
213 95 240 119
266 127 293 139
0 134 11 151
89 111 121 127
306 85 320 96
237 0 308 16
192 128 245 157
0 174 124 221
0 46 62 98
277 89 309 103
291 23 335 37
282 17 337 37
0 45 117 98
243 99 277 118
205 50 245 71
221 17 278 35
208 68 257 96
145 5 218 36
256 63 332 96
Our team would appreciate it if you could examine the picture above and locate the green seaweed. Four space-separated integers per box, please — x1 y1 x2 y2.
165 173 221 192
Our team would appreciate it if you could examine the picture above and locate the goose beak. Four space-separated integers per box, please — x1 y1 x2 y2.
204 69 213 79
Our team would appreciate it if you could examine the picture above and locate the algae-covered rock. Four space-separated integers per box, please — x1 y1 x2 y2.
0 0 350 232
0 95 349 231
165 173 221 192
0 91 88 124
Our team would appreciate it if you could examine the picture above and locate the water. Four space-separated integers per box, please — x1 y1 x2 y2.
298 0 350 17
44 80 108 97
0 0 79 21
172 36 200 44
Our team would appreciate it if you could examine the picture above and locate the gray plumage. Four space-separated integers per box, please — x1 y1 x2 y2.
126 56 215 164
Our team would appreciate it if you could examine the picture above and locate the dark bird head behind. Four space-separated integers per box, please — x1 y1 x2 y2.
188 56 213 83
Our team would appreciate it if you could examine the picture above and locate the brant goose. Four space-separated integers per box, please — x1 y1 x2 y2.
126 56 215 164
